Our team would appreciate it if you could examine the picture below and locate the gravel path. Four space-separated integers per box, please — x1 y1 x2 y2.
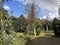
26 36 60 45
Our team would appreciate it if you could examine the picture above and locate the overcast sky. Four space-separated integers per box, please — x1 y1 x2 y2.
3 0 60 20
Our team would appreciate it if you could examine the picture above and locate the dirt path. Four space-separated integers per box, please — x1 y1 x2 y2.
26 36 60 45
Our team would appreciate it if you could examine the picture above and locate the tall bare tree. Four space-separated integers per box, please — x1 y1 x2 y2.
26 1 37 36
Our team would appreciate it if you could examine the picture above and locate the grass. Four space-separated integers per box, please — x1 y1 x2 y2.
39 30 45 36
12 30 54 45
14 32 24 37
27 30 54 39
15 37 25 45
12 32 25 45
24 30 46 39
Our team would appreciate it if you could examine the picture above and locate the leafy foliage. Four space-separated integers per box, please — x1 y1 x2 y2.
11 14 26 32
0 9 8 21
52 18 60 35
52 18 60 30
0 8 16 45
0 32 16 45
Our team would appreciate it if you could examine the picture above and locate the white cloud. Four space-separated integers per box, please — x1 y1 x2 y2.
43 16 46 19
35 0 59 20
3 5 10 10
17 0 59 19
48 12 59 19
17 0 25 2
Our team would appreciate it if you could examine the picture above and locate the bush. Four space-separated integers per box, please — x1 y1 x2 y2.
24 34 31 42
0 31 16 45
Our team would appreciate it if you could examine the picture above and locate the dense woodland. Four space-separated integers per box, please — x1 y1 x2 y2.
0 8 60 34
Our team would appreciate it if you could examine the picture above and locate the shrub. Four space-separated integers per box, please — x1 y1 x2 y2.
0 31 16 45
24 34 31 42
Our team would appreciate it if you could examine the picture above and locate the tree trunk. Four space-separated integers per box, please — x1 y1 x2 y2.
46 25 48 31
34 29 36 36
0 0 2 10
